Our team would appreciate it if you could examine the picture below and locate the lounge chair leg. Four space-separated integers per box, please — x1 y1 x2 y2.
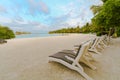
103 41 108 46
97 45 104 50
89 48 102 55
96 47 102 53
65 56 84 72
76 62 84 72
94 49 102 55
81 58 97 70
86 55 96 62
79 71 93 80
84 52 96 61
100 41 107 48
75 68 93 80
103 43 107 48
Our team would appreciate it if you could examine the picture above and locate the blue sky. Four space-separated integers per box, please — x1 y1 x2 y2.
0 0 102 33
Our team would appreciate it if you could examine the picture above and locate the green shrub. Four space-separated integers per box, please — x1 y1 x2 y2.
96 32 102 36
0 25 15 39
116 27 120 37
112 33 117 38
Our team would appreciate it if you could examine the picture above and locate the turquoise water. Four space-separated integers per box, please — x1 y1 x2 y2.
16 33 62 38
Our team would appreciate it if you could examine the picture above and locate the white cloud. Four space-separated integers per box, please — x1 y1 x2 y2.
92 0 103 5
0 17 49 32
49 0 95 30
0 5 7 13
39 1 49 14
0 0 102 32
27 0 49 15
66 18 81 27
0 16 12 23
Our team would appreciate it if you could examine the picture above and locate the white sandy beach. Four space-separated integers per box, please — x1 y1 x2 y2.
0 34 120 80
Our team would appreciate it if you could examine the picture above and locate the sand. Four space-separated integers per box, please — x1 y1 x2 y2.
0 34 120 80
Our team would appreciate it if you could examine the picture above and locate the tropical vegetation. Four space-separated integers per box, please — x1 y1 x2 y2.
92 0 120 36
49 0 120 37
49 26 81 33
0 25 15 39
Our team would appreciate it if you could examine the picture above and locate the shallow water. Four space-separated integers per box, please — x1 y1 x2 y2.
15 33 62 38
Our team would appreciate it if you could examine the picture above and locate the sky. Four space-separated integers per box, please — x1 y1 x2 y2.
0 0 102 33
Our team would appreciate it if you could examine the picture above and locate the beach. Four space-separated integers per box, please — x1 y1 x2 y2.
0 34 120 80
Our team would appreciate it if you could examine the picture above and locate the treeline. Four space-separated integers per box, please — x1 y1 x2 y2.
49 23 98 34
49 26 81 33
0 25 15 39
49 0 120 37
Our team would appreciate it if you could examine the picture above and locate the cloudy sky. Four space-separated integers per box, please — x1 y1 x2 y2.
0 0 102 33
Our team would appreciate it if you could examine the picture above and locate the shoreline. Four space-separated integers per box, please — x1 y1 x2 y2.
15 33 95 39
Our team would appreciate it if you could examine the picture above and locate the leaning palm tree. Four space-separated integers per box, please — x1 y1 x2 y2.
90 5 102 15
90 0 107 15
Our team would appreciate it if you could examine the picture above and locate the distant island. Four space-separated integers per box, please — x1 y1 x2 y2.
15 31 31 35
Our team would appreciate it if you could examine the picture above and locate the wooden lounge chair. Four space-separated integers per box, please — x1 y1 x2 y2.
60 40 95 61
88 35 110 55
49 41 95 80
94 35 109 50
97 37 107 50
88 38 102 55
100 35 109 47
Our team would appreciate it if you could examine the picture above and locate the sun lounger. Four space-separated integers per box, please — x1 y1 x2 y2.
95 35 109 50
60 40 95 61
88 35 110 55
88 38 102 55
98 36 107 49
101 35 109 46
49 41 95 80
60 44 80 55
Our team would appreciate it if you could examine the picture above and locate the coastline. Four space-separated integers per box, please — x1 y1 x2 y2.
15 33 64 39
0 34 120 80
15 33 94 39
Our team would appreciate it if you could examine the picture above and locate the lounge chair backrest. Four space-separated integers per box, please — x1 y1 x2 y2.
82 41 91 56
74 40 90 57
75 45 82 58
75 40 91 58
75 41 91 63
88 38 95 48
91 37 100 48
